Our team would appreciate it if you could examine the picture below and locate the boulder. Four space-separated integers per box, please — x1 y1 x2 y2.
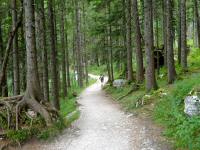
113 79 127 88
184 96 200 116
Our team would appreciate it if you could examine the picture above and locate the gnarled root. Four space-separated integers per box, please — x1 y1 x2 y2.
0 93 59 131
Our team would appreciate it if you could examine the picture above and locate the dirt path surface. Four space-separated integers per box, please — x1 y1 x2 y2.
21 76 172 150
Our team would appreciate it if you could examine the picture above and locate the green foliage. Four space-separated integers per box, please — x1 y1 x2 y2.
37 117 66 140
0 114 7 129
7 129 32 143
88 65 107 75
189 47 200 70
60 98 77 117
154 73 200 149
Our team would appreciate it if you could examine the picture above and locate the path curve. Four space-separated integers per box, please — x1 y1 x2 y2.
21 76 172 150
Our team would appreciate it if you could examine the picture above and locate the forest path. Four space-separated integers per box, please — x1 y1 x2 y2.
21 75 172 150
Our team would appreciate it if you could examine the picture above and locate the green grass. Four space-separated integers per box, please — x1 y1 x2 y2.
105 85 145 112
153 73 200 149
60 98 77 117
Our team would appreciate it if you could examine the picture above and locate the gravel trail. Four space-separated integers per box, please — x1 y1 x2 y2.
21 76 172 150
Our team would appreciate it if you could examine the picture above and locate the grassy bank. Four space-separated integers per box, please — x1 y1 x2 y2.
105 71 200 149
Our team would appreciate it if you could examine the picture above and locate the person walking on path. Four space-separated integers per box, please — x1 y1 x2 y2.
99 74 104 88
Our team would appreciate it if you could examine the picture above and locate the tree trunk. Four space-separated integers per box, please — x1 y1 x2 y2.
65 32 71 88
35 10 43 93
133 0 144 83
122 0 127 78
144 0 158 92
53 1 61 98
0 21 3 96
24 0 53 126
166 0 176 83
126 0 133 82
0 21 8 97
108 2 114 83
178 0 181 64
82 3 89 85
20 19 27 91
48 0 60 109
37 0 49 101
163 0 167 67
75 0 83 87
12 0 20 95
60 0 67 97
105 34 111 82
194 0 200 48
180 0 187 70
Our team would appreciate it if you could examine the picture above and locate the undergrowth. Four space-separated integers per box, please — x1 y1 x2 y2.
106 72 200 149
154 73 200 149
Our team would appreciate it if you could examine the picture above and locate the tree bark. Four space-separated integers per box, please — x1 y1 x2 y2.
23 0 55 127
0 21 3 97
60 0 67 97
122 0 127 77
82 2 89 85
108 2 114 83
75 0 83 87
35 10 43 93
48 0 60 109
194 0 200 48
178 0 181 64
0 21 8 97
65 32 71 88
180 0 187 70
126 0 133 82
20 19 27 91
12 0 20 95
166 0 176 83
144 0 158 92
133 0 144 83
162 0 167 67
37 0 49 101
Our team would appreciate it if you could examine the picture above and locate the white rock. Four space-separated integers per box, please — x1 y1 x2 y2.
184 96 200 116
113 79 127 88
27 109 37 118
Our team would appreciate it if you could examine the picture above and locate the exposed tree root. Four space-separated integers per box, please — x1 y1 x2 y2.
0 93 58 131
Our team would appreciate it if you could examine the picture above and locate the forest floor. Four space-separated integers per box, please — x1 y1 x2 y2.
18 75 172 150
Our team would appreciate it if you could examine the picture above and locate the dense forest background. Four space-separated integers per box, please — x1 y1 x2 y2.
1 0 200 149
